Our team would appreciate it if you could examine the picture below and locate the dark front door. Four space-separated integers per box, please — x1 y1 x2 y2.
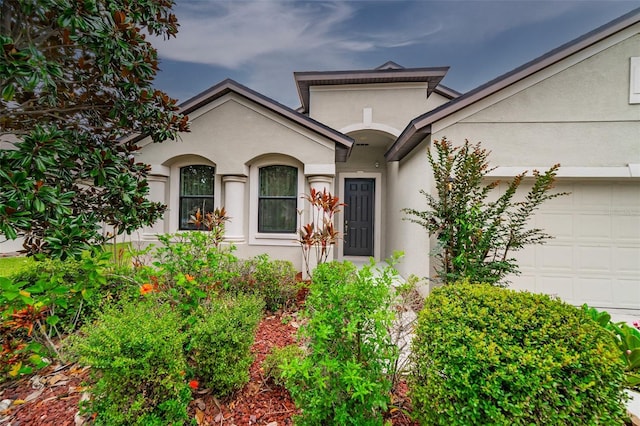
344 178 374 256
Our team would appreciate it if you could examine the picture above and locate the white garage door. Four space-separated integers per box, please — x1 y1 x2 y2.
510 181 640 310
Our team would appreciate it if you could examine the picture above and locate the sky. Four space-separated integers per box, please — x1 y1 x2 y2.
151 1 640 108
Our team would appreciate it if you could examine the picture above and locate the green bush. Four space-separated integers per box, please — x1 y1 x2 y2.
263 344 305 386
282 259 399 426
230 254 298 311
410 283 629 425
67 297 190 426
188 293 264 396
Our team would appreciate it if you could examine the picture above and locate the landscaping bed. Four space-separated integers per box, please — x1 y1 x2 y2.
0 310 417 425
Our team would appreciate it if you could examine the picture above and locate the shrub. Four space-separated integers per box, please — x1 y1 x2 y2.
410 283 629 425
154 231 238 291
403 138 567 285
66 297 190 426
230 254 298 311
282 259 398 426
583 304 640 390
263 344 305 386
1 250 124 380
188 293 264 396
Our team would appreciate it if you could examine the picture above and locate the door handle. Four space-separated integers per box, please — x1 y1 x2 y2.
344 220 348 234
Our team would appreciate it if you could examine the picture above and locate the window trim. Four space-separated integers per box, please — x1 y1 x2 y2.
178 164 216 231
258 165 299 234
167 156 218 234
249 156 304 246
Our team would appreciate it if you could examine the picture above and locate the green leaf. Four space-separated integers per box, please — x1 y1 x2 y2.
46 315 60 326
1 83 15 101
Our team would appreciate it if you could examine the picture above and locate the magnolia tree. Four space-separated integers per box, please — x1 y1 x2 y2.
404 138 567 286
0 0 188 259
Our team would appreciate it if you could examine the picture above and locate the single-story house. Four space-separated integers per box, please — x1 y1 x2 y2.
5 8 638 310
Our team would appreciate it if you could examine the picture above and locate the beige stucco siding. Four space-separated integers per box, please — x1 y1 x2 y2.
431 33 640 168
385 140 432 288
309 83 448 133
139 95 335 173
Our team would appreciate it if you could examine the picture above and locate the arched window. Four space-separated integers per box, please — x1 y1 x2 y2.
258 165 298 233
179 165 215 230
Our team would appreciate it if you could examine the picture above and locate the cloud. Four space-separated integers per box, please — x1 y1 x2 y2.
155 1 354 68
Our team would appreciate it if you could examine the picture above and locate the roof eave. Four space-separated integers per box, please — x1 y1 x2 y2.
389 6 640 162
385 124 431 162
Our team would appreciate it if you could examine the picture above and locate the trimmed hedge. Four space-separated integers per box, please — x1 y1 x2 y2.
410 283 628 425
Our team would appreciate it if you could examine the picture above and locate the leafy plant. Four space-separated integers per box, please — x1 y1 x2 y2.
188 294 264 396
230 254 299 311
410 283 628 425
0 250 117 380
583 304 640 390
403 138 567 285
0 0 188 258
282 258 399 425
263 344 305 386
66 297 191 426
297 188 344 278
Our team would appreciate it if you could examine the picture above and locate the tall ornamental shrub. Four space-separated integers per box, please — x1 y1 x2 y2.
410 283 628 425
403 138 567 285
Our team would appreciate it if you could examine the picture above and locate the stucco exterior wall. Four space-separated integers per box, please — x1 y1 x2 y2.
132 93 340 272
385 140 432 291
308 83 448 134
432 33 640 168
139 95 336 174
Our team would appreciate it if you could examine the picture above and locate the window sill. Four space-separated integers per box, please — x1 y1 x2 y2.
250 232 299 247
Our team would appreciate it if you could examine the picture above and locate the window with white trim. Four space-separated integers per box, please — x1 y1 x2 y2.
258 165 298 233
179 165 215 230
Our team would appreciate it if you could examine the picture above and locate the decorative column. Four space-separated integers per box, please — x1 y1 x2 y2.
222 175 247 242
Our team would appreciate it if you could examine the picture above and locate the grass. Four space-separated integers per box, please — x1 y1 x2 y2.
0 242 133 278
0 256 35 277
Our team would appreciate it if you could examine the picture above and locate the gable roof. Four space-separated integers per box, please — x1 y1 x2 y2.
385 7 640 162
180 79 353 161
294 64 450 113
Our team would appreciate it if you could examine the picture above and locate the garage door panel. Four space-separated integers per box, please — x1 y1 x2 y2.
613 214 640 240
536 212 574 238
613 279 640 309
577 276 614 306
536 276 573 300
614 246 640 273
507 181 640 310
540 244 573 270
578 183 612 205
577 214 611 239
613 184 640 205
577 246 611 272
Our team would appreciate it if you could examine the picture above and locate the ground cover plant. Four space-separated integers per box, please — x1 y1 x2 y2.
410 282 629 425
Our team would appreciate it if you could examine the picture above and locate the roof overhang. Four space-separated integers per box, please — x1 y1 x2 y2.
386 7 640 162
127 79 354 162
294 66 450 113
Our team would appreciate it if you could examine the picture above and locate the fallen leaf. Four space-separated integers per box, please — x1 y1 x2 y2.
12 400 25 406
24 389 43 403
194 398 206 411
195 408 205 426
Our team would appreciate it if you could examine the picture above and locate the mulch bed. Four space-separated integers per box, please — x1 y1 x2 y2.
1 308 417 425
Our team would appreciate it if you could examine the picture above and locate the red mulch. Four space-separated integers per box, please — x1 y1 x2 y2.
1 309 417 426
